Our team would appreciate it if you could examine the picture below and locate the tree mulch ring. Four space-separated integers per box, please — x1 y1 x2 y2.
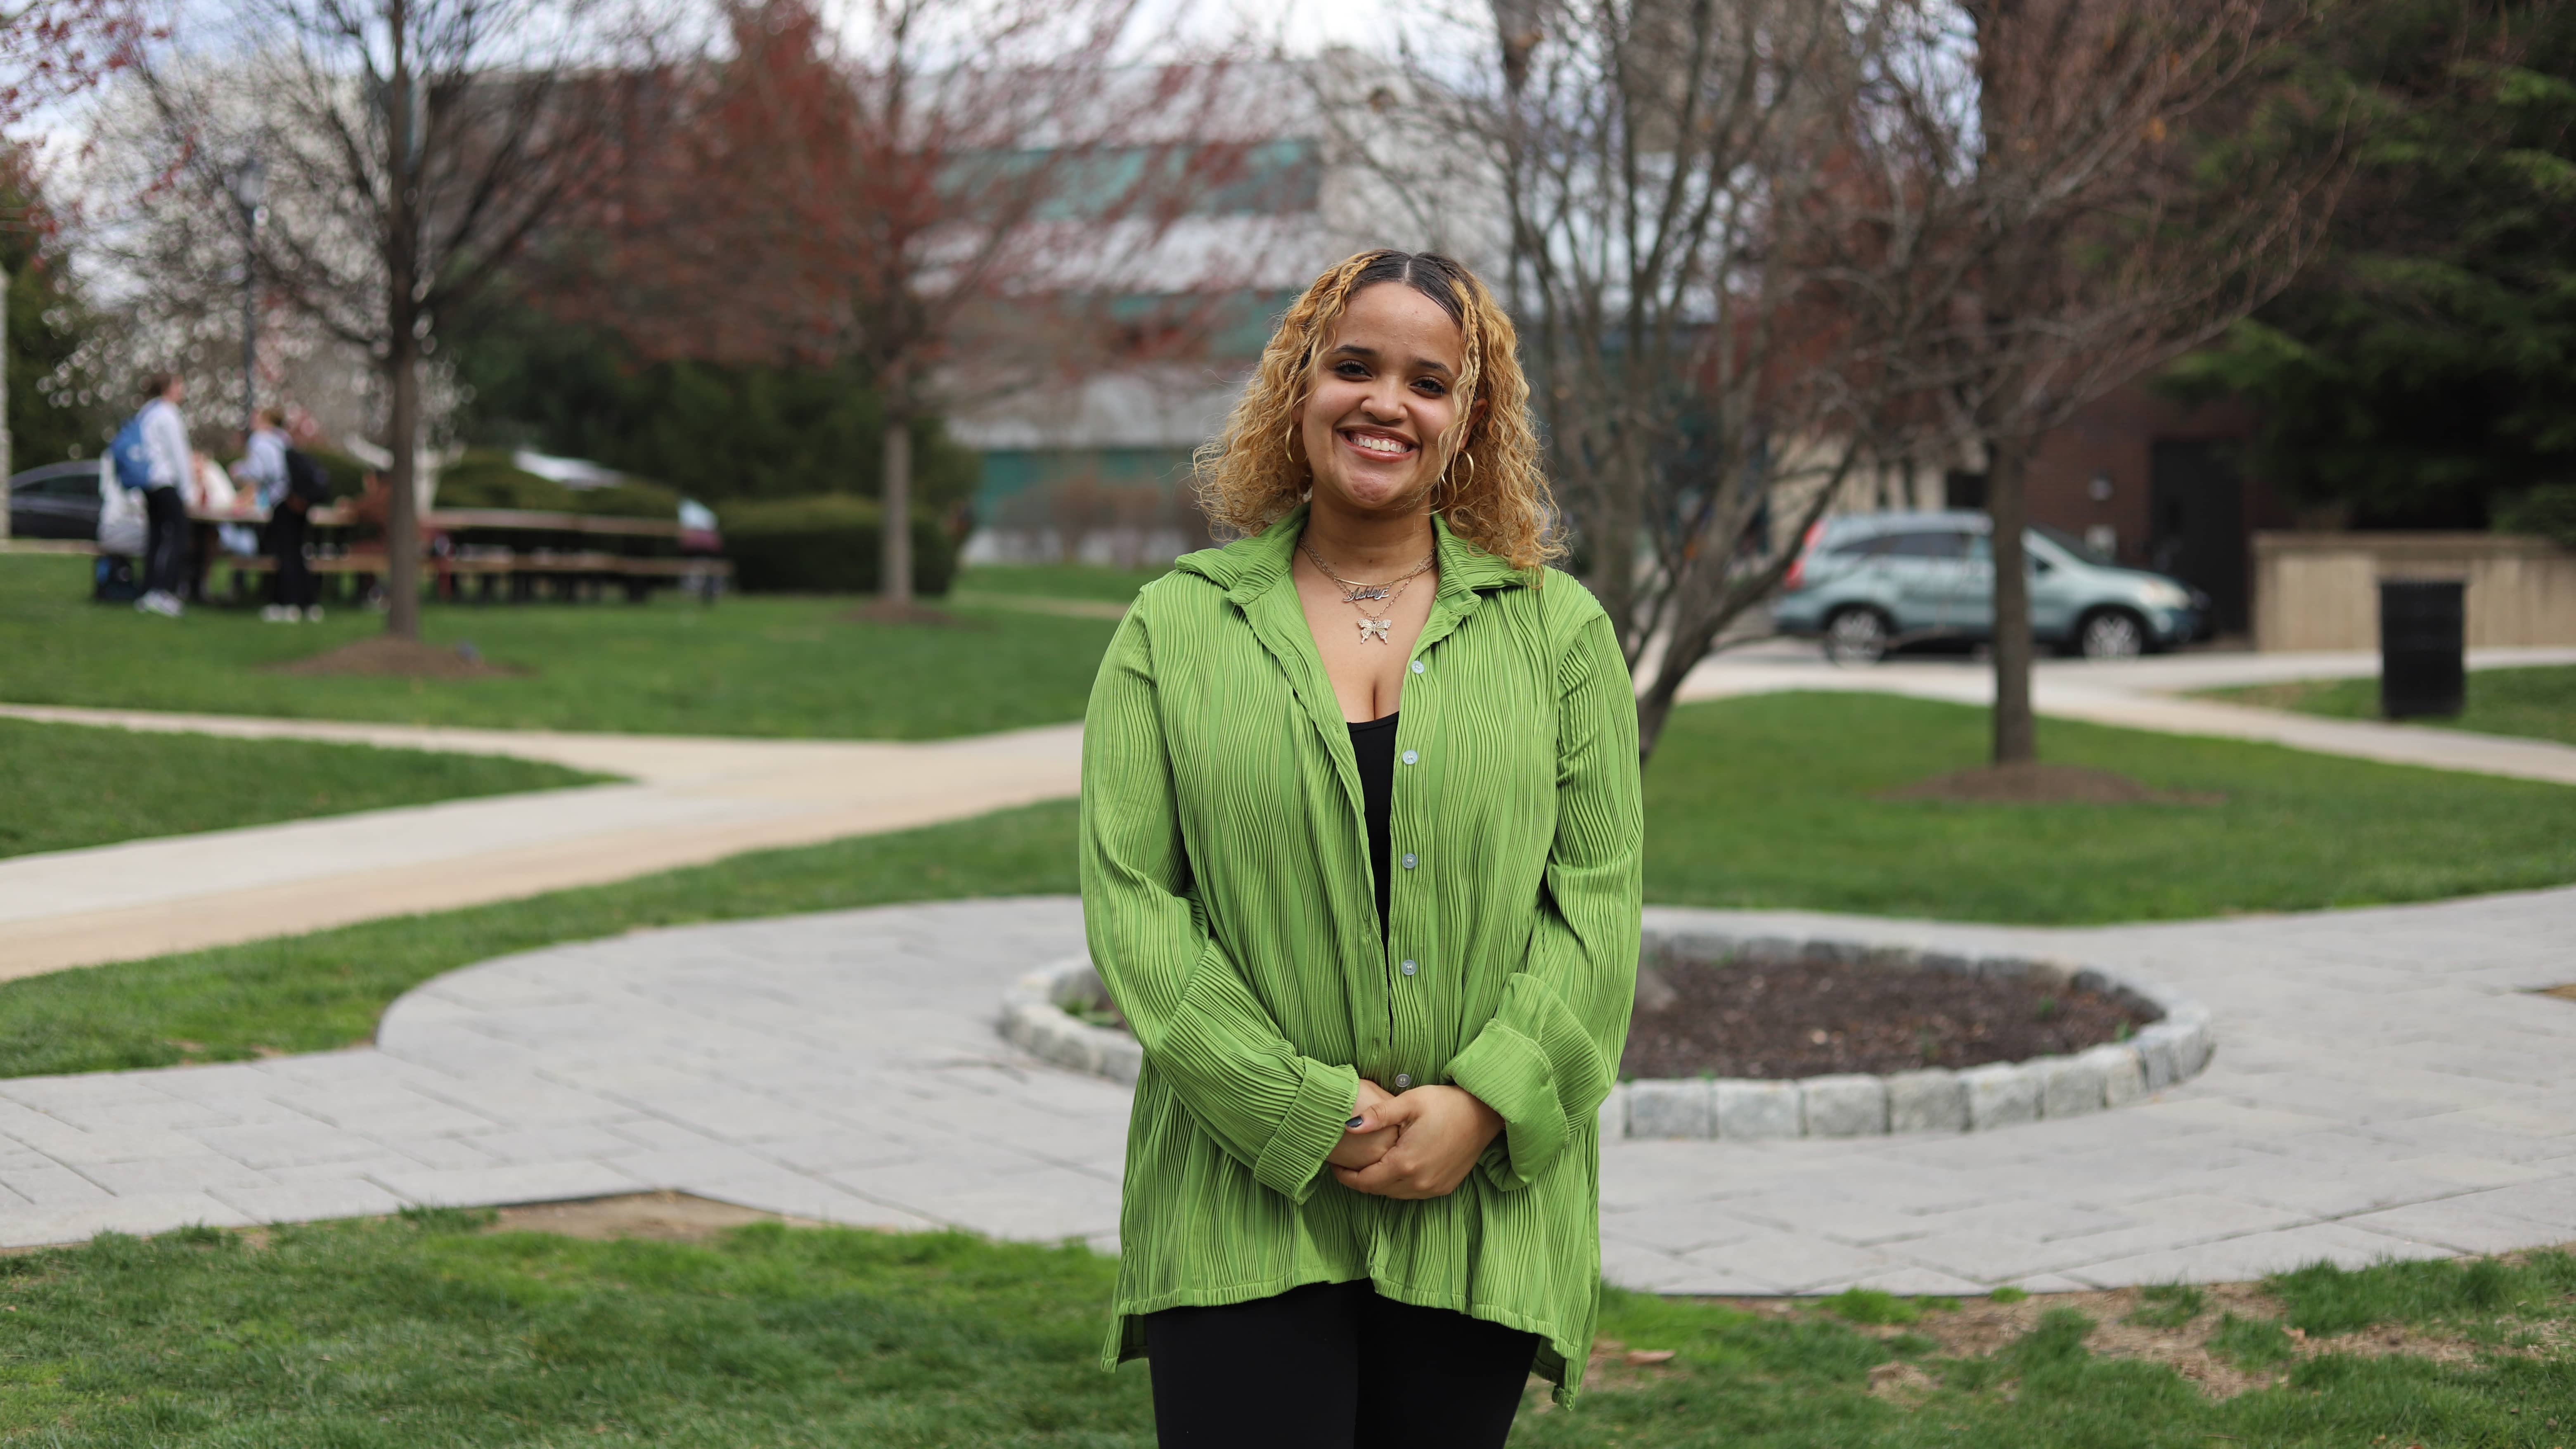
1619 952 2155 1080
264 636 525 679
1882 761 2224 806
836 600 986 628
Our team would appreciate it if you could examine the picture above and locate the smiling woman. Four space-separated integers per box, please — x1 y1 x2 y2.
1084 251 1642 1447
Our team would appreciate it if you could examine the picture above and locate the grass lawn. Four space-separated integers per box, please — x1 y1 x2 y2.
953 562 1168 603
2204 664 2576 748
2 1213 2566 1447
13 693 2576 1077
1645 691 2576 922
0 717 600 860
0 554 1118 739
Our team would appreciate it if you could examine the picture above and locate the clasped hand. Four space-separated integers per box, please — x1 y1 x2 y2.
1326 1078 1503 1200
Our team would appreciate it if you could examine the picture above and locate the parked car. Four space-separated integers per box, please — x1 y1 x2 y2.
1770 510 2210 664
7 459 107 541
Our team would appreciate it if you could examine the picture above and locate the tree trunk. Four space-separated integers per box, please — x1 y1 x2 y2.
880 409 914 606
0 259 12 543
386 333 423 640
1987 433 2038 764
383 12 421 640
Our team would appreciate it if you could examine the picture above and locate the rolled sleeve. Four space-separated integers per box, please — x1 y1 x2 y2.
1081 599 1360 1204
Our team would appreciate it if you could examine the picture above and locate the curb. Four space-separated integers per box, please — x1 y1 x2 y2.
998 933 2215 1139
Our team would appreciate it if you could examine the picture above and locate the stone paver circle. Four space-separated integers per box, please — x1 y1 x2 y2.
997 932 2216 1139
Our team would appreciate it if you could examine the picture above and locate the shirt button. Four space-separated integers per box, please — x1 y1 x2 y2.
1400 959 1418 976
1401 852 1417 869
1395 1073 1412 1089
1400 749 1418 765
1410 660 1425 675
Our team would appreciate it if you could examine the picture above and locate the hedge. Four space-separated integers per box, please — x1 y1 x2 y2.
433 451 681 519
720 494 957 595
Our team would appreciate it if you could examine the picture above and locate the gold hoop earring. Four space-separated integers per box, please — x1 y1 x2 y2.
1282 425 1299 468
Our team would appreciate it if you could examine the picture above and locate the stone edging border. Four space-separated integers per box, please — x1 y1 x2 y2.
1000 957 1141 1085
1606 928 2213 1139
999 932 2215 1139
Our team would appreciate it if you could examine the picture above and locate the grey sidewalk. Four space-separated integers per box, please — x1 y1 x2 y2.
3 893 2569 1294
1676 644 2576 786
0 710 1082 978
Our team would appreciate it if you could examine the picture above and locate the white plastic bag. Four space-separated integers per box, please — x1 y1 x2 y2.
95 462 147 555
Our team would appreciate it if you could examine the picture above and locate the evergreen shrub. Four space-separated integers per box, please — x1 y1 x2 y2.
722 494 956 595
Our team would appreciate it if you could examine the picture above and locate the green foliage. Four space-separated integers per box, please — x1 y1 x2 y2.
2125 1282 2207 1330
0 552 1109 738
448 306 981 511
1989 1286 2031 1304
433 450 682 519
1644 691 2576 922
2494 481 2576 545
3 161 112 469
723 492 959 595
1823 1288 1919 1326
0 799 1078 1077
2205 663 2576 747
2161 2 2576 526
0 716 599 860
2268 1251 2576 1335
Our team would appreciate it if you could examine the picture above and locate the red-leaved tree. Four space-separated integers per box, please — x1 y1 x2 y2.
573 0 1252 610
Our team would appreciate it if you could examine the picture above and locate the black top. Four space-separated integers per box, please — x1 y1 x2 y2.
1347 711 1398 939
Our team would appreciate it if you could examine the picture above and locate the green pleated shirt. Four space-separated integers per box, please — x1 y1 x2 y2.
1079 505 1644 1404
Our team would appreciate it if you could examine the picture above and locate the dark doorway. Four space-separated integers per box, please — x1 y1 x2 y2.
2148 440 2247 633
1943 470 1988 510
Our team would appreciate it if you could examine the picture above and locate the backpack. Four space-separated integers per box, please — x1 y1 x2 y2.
283 446 333 506
109 411 154 491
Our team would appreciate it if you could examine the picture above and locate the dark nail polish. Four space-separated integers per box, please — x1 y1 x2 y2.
1346 1116 1366 1129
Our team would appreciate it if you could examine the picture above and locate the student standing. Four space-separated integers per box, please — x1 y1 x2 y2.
234 409 322 621
1081 250 1644 1449
130 375 196 617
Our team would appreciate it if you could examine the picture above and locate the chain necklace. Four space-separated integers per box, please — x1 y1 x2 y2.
1302 540 1436 644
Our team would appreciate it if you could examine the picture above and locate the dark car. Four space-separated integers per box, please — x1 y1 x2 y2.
8 460 106 541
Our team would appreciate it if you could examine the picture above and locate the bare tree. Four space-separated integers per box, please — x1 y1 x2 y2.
1338 0 1937 760
568 0 1251 613
130 0 666 640
1867 0 2349 764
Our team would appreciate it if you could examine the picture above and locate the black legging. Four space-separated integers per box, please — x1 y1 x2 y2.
1145 1280 1538 1449
266 506 316 609
142 484 189 597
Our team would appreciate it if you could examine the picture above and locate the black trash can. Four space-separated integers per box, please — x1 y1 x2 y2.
2379 578 2465 719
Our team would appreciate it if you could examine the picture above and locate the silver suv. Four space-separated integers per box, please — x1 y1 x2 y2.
1769 510 2210 664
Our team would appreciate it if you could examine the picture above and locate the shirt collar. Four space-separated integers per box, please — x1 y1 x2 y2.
1175 503 1531 607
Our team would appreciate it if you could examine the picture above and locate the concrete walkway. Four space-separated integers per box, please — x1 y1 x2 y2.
3 893 2569 1293
1677 644 2576 786
0 709 1082 978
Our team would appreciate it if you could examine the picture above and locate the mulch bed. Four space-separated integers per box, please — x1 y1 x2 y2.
265 636 524 679
1883 761 2224 806
1619 954 2155 1080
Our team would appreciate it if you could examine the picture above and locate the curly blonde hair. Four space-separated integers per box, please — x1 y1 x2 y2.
1192 250 1560 570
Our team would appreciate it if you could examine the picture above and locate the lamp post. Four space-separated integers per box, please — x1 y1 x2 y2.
223 155 266 433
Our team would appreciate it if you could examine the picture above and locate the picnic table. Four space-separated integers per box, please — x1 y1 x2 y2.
188 502 730 606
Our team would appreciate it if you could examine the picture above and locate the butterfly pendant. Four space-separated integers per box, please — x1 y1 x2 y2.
1357 618 1392 644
